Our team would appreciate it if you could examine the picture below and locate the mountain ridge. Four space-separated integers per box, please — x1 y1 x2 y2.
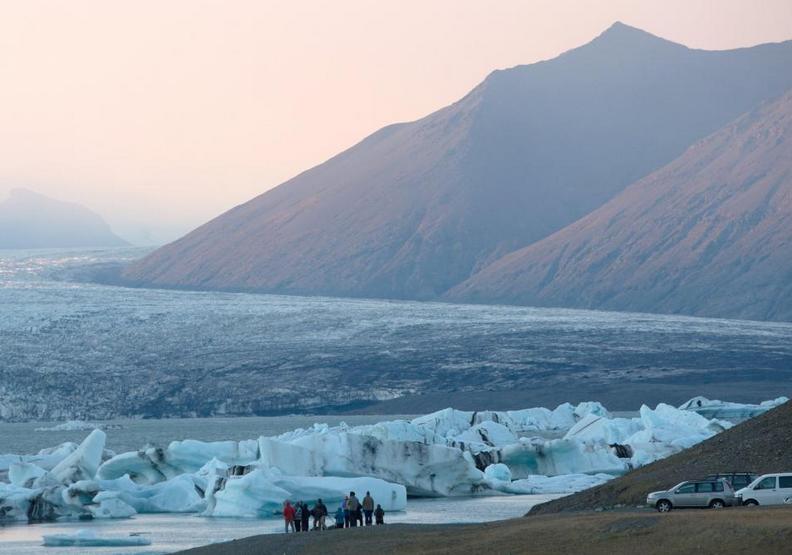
122 24 792 308
447 90 792 321
0 188 129 249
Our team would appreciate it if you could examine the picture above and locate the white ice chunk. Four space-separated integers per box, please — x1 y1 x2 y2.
453 421 518 451
500 438 628 478
165 439 259 473
483 463 512 482
679 396 788 420
206 469 291 517
42 530 150 547
0 483 37 521
9 462 46 488
35 420 98 432
257 438 321 476
492 473 613 494
271 474 406 512
206 469 406 517
88 497 137 519
94 474 204 513
98 439 259 485
39 429 106 486
290 431 484 496
97 449 178 484
564 414 642 444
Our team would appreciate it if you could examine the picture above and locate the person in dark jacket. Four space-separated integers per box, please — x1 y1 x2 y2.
347 492 360 527
374 504 385 525
300 501 310 532
316 498 328 530
362 491 375 525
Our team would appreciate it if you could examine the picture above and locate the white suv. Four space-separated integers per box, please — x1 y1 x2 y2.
736 473 792 506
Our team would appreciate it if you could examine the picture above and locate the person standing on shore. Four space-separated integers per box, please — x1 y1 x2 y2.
335 505 345 529
300 501 310 532
362 491 375 526
283 500 296 533
316 498 328 530
294 501 303 532
347 492 360 527
374 504 385 525
343 495 351 528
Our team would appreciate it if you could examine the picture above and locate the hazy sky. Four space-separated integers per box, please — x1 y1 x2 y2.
2 0 791 244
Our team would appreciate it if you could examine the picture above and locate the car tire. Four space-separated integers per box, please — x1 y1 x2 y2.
656 500 672 513
743 499 759 507
709 499 725 509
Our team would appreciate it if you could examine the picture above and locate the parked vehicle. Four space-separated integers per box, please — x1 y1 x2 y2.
702 472 757 490
735 473 792 506
647 479 736 512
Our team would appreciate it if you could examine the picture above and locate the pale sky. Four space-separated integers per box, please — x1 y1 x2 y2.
2 0 791 244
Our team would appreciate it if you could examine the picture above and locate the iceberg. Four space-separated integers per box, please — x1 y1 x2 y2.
206 470 407 517
37 429 106 486
679 396 788 420
492 473 613 495
8 462 46 488
35 420 98 432
1 396 784 523
42 529 150 547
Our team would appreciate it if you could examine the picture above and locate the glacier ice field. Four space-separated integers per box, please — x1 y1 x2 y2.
1 247 792 421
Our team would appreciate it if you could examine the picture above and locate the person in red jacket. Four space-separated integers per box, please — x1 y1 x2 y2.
283 500 296 533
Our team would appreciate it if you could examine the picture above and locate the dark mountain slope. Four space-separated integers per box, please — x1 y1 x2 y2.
124 23 792 300
0 189 128 249
448 91 792 322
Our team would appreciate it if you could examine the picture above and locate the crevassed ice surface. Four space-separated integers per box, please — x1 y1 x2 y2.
1 247 791 421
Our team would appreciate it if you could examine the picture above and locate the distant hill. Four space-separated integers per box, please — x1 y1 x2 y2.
122 23 792 301
448 91 792 322
0 189 128 248
529 400 792 514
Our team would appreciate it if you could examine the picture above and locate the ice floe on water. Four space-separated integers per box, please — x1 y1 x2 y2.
678 396 788 420
34 420 123 432
42 529 151 547
0 396 786 523
34 421 99 432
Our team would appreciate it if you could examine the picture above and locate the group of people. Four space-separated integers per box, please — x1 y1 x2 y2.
282 491 385 533
282 498 329 532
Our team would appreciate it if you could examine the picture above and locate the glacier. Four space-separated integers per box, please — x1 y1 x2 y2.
0 396 785 523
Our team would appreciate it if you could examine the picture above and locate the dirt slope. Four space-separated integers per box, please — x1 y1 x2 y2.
530 400 792 514
179 507 792 555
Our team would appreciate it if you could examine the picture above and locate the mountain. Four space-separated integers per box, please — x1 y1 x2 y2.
0 189 129 249
448 91 792 322
123 23 792 300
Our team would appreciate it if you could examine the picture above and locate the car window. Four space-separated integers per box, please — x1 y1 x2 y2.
756 477 777 490
676 484 696 494
779 477 792 489
696 482 714 493
732 477 750 488
714 482 724 492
